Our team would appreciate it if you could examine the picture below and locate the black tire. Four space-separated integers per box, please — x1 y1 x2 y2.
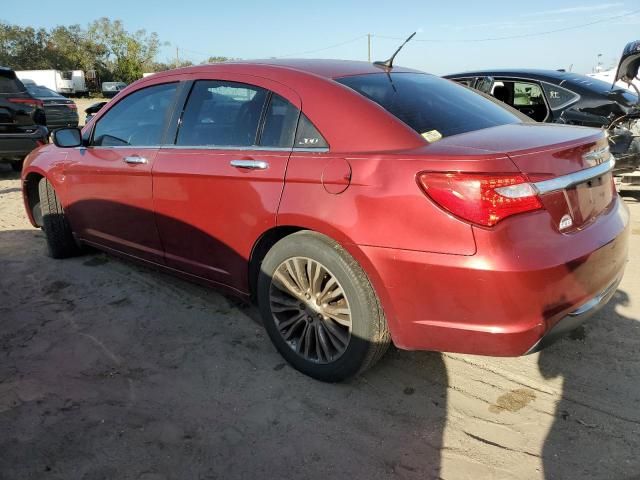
10 160 23 172
38 178 80 259
257 231 390 382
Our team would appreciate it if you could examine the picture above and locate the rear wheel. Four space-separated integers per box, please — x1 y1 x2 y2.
257 231 390 382
38 178 80 259
10 160 23 172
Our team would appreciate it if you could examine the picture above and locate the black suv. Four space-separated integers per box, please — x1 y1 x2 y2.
0 67 48 171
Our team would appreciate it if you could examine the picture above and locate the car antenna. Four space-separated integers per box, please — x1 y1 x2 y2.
373 32 416 70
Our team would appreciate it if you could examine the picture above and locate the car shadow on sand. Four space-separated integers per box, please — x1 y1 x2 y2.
539 288 640 479
0 163 21 180
1 215 638 478
0 227 448 479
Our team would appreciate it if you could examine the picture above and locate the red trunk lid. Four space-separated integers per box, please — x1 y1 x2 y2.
424 123 615 230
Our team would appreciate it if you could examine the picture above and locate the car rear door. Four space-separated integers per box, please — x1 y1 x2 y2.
64 81 180 263
152 76 302 293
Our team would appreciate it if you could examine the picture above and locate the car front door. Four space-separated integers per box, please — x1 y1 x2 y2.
152 76 302 293
65 81 180 263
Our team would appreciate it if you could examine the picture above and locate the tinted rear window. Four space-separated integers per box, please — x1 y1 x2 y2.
336 73 521 138
26 85 64 98
0 72 26 94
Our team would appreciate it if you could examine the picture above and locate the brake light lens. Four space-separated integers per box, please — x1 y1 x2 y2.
8 98 44 109
418 172 543 227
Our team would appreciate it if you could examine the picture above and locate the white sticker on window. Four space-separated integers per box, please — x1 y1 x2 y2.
421 130 443 143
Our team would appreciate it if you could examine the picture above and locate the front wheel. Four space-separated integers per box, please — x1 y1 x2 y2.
38 178 80 258
257 231 390 382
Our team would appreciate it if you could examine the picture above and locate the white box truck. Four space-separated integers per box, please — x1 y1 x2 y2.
15 70 75 95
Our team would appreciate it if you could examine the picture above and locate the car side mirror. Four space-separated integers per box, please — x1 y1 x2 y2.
52 127 82 148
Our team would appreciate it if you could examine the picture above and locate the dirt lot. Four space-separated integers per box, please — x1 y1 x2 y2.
0 164 639 480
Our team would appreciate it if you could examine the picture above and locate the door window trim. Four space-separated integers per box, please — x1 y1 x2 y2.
170 78 330 152
158 144 329 153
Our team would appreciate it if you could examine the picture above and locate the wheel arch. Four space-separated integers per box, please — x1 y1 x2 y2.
23 171 45 227
248 224 400 346
248 225 304 301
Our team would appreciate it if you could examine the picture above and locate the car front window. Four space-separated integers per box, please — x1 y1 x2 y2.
92 83 178 147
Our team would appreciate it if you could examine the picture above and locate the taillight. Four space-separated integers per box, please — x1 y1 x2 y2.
417 172 543 227
67 103 77 110
8 98 44 109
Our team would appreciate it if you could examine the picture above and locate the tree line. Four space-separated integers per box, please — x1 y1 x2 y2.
0 18 230 86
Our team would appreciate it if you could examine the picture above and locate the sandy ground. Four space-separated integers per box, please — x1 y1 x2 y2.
0 163 639 480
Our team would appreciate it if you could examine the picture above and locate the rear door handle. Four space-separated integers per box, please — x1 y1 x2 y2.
230 159 269 170
123 155 147 164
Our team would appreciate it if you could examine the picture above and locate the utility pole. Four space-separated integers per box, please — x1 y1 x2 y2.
176 47 180 65
367 34 371 62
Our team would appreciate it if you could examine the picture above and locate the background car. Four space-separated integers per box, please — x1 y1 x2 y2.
444 69 640 176
21 60 629 381
84 101 108 124
101 81 127 98
24 83 78 129
0 66 48 171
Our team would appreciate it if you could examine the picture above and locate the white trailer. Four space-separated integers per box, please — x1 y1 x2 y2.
15 70 75 95
71 70 88 96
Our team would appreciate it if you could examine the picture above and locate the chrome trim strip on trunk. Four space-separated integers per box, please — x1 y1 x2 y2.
532 157 615 195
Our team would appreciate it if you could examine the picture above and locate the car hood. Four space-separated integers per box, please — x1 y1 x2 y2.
615 40 640 83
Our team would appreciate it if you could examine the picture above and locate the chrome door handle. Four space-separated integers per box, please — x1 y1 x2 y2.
230 159 269 170
123 155 147 164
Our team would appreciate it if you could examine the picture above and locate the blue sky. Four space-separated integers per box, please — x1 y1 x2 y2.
3 1 640 75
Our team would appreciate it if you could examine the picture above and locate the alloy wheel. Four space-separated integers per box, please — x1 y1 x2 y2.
269 256 352 364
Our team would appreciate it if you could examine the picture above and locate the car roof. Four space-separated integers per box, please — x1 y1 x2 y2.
444 68 633 97
149 59 420 81
93 59 427 153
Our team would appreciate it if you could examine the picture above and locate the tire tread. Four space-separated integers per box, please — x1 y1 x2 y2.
38 178 79 258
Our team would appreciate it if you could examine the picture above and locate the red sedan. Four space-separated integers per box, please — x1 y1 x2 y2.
21 60 629 381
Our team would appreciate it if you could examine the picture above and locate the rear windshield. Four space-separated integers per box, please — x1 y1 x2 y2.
26 85 64 98
0 72 26 94
336 73 522 138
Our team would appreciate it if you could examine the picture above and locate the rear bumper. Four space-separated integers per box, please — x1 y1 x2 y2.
356 195 630 356
525 276 621 354
0 127 48 160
